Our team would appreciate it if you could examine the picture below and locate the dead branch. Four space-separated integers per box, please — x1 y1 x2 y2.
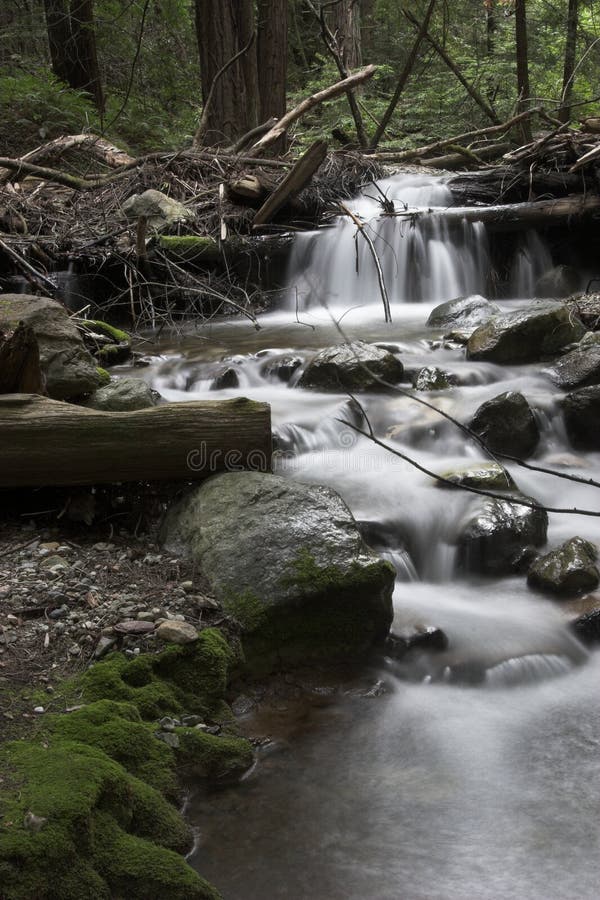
0 236 57 295
253 140 328 227
339 202 391 323
370 0 437 149
247 65 377 156
0 134 134 185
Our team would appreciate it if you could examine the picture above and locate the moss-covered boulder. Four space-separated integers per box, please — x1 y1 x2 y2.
297 340 403 392
457 493 548 575
470 391 540 459
80 320 132 366
467 302 585 364
161 473 395 673
527 537 599 597
0 295 102 399
436 462 516 491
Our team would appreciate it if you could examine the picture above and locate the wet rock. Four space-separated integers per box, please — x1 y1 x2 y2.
210 367 239 390
570 609 600 645
427 294 499 330
83 377 161 411
546 342 600 390
384 625 448 659
80 320 132 366
527 537 599 597
457 494 548 575
467 302 585 364
413 366 457 391
0 295 102 399
155 620 198 645
260 354 303 382
535 265 580 299
161 472 395 672
436 462 516 491
297 340 403 392
470 391 540 458
562 385 600 449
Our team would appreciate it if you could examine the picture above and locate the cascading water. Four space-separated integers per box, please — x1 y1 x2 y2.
144 173 600 899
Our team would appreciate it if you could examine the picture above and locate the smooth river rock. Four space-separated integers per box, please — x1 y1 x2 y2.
426 294 499 330
546 343 600 390
82 377 161 411
297 340 403 392
457 493 548 575
0 294 102 399
161 472 395 672
470 391 540 458
562 385 600 449
467 302 585 364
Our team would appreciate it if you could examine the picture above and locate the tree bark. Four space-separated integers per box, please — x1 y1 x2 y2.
515 0 532 141
328 0 362 70
0 395 272 487
257 0 288 123
43 0 72 85
360 0 377 60
558 0 579 124
68 0 104 111
194 0 259 145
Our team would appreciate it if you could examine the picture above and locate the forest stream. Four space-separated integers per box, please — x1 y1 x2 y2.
129 174 600 900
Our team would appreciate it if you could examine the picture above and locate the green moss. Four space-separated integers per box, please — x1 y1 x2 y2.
83 320 131 344
157 235 220 263
222 588 266 630
175 728 254 781
95 366 111 386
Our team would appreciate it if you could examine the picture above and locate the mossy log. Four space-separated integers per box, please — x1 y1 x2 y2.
0 394 271 487
154 233 293 267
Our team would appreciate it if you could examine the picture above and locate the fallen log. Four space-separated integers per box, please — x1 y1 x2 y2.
0 134 134 184
253 140 328 227
0 395 272 487
349 194 600 232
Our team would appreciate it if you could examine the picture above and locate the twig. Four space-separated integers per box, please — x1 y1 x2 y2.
338 202 391 323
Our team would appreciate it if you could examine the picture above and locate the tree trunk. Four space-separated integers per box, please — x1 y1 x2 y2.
44 0 104 111
485 0 496 54
328 0 362 69
360 0 377 60
194 0 259 146
0 395 272 487
515 0 532 141
558 0 579 124
43 0 73 85
257 0 288 152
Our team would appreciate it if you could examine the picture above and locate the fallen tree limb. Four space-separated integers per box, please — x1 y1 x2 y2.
253 140 328 227
339 202 391 323
420 142 510 169
0 395 272 487
0 134 134 184
247 65 377 157
0 236 57 295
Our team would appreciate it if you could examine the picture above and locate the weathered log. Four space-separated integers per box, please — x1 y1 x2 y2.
447 166 584 205
0 134 134 184
0 325 44 394
0 394 272 487
421 142 511 169
154 233 293 266
253 140 328 227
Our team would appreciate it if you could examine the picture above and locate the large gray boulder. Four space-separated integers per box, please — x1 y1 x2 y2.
122 189 194 231
562 385 600 450
0 294 102 399
457 494 548 575
548 343 600 390
527 537 599 597
297 340 403 392
467 302 585 364
426 295 499 330
161 473 395 672
82 377 161 411
470 391 540 458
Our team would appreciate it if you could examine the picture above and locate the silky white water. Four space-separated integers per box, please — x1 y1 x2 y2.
144 175 600 899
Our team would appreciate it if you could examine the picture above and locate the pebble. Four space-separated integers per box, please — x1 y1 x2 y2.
33 706 44 714
156 620 198 645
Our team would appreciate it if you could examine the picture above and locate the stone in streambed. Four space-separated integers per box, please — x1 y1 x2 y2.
467 301 585 364
436 462 516 491
546 342 600 390
427 294 499 330
297 340 403 392
82 377 161 411
161 472 395 673
413 366 457 391
562 385 600 450
527 537 599 597
470 391 540 458
457 493 548 575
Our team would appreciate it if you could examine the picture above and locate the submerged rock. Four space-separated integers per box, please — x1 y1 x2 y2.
546 342 600 390
384 625 448 659
260 354 303 382
457 494 548 575
161 472 395 672
467 302 585 364
527 537 599 597
83 377 161 411
562 385 600 449
470 391 540 458
570 608 600 645
0 294 102 399
297 340 403 392
426 294 498 330
436 462 516 491
210 366 239 390
413 366 457 391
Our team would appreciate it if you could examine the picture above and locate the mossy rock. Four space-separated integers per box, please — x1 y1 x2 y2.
175 728 254 780
437 462 516 491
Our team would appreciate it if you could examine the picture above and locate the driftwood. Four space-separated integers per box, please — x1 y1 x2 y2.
253 140 328 227
0 326 44 394
247 65 377 156
0 394 272 487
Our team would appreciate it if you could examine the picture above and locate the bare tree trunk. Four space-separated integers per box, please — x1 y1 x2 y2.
43 0 72 85
67 0 104 111
194 0 259 146
485 0 496 53
328 0 362 69
515 0 532 141
257 0 288 125
360 0 377 60
558 0 579 123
